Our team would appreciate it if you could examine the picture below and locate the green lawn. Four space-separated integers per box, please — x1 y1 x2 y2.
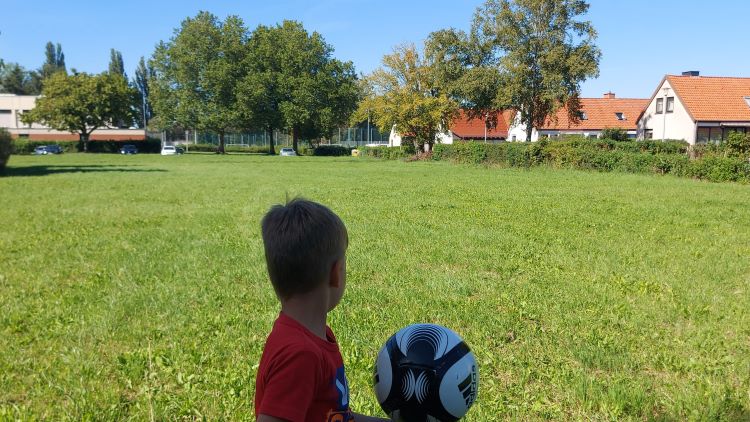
1 154 749 421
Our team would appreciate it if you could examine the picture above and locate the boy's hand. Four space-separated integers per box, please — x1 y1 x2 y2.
353 412 390 422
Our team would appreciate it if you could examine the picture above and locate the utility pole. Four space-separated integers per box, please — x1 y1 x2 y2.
661 86 670 141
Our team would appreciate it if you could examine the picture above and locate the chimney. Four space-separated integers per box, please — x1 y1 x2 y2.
603 92 616 99
682 71 700 77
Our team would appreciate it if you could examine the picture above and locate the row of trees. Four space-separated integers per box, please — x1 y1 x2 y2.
0 42 66 95
149 13 359 154
354 0 601 151
14 0 601 155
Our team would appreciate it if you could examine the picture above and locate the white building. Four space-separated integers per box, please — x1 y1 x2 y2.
637 72 750 144
0 94 146 141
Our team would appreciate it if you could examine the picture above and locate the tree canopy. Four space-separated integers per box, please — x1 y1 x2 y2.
240 20 358 153
133 57 154 128
472 0 601 142
353 43 458 152
21 72 136 151
150 12 248 153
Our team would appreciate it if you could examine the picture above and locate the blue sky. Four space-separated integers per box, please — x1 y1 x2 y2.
1 0 749 99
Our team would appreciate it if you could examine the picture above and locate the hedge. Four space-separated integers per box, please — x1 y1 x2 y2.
359 145 415 159
431 141 749 183
11 139 163 154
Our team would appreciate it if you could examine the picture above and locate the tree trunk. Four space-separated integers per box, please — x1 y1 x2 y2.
80 132 89 153
267 128 275 155
218 131 226 154
292 126 299 154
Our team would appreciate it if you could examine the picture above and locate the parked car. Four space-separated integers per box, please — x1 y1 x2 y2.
279 147 297 156
161 145 179 156
33 145 63 155
119 144 138 154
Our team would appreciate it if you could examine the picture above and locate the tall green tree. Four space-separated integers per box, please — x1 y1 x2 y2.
0 62 40 95
21 72 137 152
473 0 601 142
150 12 248 153
240 20 358 154
353 43 459 153
108 49 126 78
133 56 154 128
41 41 66 79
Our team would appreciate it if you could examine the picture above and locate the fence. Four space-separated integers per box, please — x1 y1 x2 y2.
149 126 390 148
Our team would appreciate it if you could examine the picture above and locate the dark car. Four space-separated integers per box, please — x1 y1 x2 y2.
33 145 63 155
119 144 138 155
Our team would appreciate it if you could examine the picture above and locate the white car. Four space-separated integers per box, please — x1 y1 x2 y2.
161 145 178 155
279 148 296 156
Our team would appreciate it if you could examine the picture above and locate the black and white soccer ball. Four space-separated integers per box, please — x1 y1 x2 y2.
374 324 479 421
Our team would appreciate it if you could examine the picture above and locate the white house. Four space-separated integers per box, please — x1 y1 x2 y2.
0 94 146 141
508 93 648 141
637 72 750 144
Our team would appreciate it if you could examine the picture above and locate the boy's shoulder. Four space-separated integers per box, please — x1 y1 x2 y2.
263 313 339 357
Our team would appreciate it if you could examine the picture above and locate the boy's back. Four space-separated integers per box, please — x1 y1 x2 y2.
255 312 352 421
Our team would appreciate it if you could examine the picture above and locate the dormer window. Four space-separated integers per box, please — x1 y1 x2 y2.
578 111 588 120
745 97 750 108
615 112 625 121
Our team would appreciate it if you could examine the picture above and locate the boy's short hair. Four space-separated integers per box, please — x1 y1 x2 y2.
261 198 348 300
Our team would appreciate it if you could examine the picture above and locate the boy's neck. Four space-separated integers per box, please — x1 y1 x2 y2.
280 295 329 340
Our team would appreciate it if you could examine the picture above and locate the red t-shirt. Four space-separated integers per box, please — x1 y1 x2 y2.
255 312 355 422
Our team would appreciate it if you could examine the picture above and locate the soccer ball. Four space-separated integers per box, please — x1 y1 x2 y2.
374 324 479 421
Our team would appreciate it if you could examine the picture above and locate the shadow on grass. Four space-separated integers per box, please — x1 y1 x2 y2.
1 165 168 177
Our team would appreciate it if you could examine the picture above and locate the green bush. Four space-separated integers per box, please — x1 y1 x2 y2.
723 132 750 158
0 129 12 173
11 139 163 154
313 145 351 156
360 146 411 159
601 127 629 142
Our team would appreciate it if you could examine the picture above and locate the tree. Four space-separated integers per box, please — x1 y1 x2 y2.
133 56 154 128
352 43 459 153
108 49 126 78
40 42 66 79
21 72 137 152
240 20 359 154
473 0 600 142
0 62 40 95
150 12 248 154
425 28 505 132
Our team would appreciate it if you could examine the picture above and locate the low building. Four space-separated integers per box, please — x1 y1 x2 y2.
508 93 648 141
0 94 146 141
637 72 750 144
388 110 514 147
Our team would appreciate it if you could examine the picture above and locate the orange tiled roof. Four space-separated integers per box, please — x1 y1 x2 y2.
541 97 648 131
449 110 514 139
666 75 750 121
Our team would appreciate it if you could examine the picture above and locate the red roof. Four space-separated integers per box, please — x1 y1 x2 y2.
541 96 648 131
449 110 514 139
665 75 750 121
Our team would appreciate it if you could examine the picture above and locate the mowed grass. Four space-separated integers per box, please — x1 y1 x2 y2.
1 153 749 421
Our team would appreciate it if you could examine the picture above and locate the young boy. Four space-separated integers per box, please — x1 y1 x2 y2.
255 199 388 422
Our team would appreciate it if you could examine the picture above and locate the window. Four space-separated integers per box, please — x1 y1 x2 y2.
666 97 674 113
696 127 710 144
645 130 653 139
0 110 11 114
656 98 664 114
615 112 625 121
578 111 588 120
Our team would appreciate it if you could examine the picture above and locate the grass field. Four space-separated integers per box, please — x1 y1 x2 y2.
1 154 749 421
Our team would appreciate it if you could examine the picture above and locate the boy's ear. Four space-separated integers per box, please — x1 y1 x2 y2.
329 258 343 288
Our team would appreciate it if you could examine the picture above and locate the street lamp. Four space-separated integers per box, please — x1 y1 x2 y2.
661 86 670 141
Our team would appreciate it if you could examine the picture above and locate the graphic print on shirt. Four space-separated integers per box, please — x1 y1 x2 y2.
326 365 354 422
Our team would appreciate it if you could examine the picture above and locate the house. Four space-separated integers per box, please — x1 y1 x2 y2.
637 72 750 144
508 93 648 141
388 110 515 147
0 94 146 141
